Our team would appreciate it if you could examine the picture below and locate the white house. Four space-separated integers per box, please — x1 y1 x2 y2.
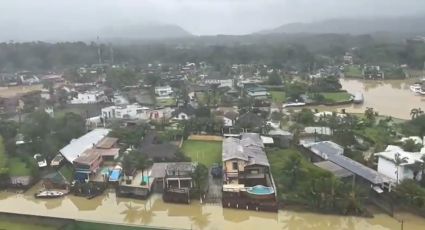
101 104 150 120
155 86 173 97
70 90 106 104
246 87 269 98
204 76 234 88
375 145 424 184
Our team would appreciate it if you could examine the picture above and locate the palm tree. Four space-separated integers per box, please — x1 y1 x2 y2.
394 152 408 184
137 155 152 186
410 108 424 120
122 154 135 183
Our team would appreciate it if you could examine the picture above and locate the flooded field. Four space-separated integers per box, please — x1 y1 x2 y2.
0 84 43 98
0 186 425 230
309 78 425 120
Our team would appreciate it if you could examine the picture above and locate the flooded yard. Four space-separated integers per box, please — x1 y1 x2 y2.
308 78 425 120
0 186 425 230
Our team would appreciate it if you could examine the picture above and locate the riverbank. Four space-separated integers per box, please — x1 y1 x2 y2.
1 186 425 229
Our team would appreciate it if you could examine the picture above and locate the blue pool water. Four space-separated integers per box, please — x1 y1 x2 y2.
142 176 149 183
247 185 274 195
109 169 121 182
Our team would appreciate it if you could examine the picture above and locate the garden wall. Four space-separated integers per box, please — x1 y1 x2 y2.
188 135 223 142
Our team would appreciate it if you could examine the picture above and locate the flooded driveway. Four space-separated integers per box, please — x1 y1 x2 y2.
0 185 425 230
309 78 425 120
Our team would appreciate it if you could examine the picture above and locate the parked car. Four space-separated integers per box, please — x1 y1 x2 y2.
210 164 222 178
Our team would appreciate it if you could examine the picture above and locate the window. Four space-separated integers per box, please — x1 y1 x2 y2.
232 162 238 170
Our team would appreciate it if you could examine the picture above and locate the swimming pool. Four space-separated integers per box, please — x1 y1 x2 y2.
246 185 274 195
109 169 121 182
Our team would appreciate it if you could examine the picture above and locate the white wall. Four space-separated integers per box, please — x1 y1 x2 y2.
377 157 421 183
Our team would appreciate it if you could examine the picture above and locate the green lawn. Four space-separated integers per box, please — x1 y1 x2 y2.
320 92 352 103
65 221 160 230
181 140 222 167
8 157 32 176
156 98 176 107
344 65 363 78
269 91 286 103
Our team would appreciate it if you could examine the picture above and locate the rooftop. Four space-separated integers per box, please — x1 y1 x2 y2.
222 133 269 167
96 137 119 149
59 128 110 163
375 145 424 166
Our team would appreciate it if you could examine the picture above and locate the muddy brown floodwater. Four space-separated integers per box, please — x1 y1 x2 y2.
309 78 425 120
0 185 425 230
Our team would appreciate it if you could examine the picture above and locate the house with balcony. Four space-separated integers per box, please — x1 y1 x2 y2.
221 133 277 212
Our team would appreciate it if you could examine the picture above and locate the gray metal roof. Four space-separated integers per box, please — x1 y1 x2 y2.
305 141 344 158
314 161 353 178
327 153 393 184
222 133 269 167
305 141 393 185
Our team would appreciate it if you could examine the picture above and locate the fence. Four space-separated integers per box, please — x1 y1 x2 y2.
188 135 223 142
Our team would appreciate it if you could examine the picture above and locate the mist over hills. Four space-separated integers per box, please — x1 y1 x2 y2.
259 16 425 35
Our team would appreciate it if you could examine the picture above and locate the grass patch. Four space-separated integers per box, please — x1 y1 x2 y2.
181 140 222 167
8 157 32 177
156 98 176 107
344 65 363 78
269 91 286 103
320 92 352 103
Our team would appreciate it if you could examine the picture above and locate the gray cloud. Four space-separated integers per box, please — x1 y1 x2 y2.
1 0 425 40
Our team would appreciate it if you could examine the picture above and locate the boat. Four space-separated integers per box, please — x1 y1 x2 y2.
353 92 364 104
410 84 422 94
282 102 306 108
34 190 65 199
245 185 275 200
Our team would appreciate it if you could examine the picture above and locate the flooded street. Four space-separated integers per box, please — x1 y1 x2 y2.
0 186 425 230
311 78 425 120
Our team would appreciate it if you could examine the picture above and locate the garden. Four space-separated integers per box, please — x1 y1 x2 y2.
181 140 222 167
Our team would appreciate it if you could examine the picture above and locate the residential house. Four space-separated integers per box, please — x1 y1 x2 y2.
155 86 173 98
375 145 424 184
203 74 234 88
101 104 151 120
302 141 394 192
363 66 384 79
220 111 238 127
245 86 269 99
59 128 110 177
140 131 180 162
236 112 265 132
222 133 277 212
70 90 106 104
171 104 196 121
150 162 196 204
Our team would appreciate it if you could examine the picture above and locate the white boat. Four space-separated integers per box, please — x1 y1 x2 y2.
35 190 65 199
410 84 422 94
282 102 306 108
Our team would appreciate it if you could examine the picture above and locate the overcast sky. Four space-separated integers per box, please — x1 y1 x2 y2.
1 0 425 39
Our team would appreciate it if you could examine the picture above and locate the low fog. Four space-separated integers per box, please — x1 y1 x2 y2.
1 0 425 41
